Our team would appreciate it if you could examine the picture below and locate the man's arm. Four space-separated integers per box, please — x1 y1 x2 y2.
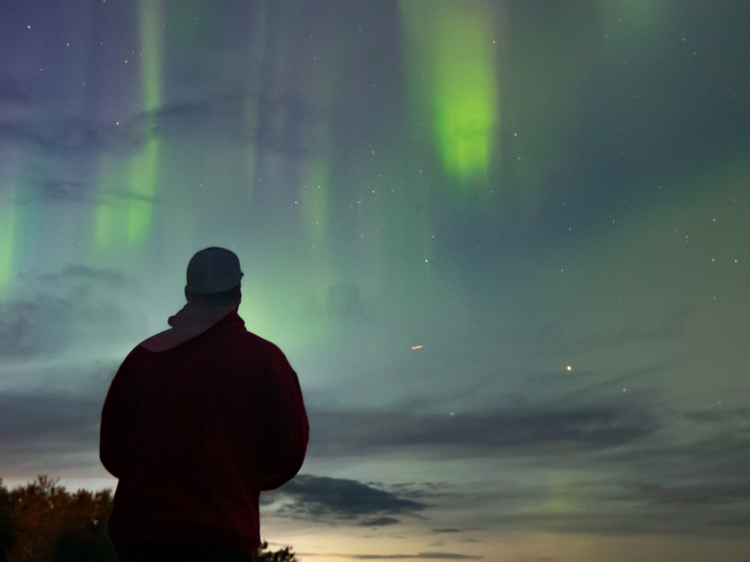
257 346 309 491
100 354 139 479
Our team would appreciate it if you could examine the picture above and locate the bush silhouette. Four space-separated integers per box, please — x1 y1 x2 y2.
254 542 297 562
0 481 15 562
0 476 296 562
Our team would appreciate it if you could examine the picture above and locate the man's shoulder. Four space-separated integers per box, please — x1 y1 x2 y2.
138 329 181 352
136 325 273 354
238 331 283 360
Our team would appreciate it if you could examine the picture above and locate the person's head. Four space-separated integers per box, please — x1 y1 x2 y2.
184 247 244 306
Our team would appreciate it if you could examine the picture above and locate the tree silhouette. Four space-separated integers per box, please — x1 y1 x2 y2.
0 476 296 562
254 541 298 562
0 480 15 562
0 476 112 562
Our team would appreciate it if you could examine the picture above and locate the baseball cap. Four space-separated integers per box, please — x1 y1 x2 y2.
186 247 244 294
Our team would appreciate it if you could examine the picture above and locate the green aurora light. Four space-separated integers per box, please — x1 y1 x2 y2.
128 0 162 248
0 183 16 299
399 0 498 187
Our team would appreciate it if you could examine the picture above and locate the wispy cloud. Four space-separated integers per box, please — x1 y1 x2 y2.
11 179 167 206
269 474 424 524
0 89 322 159
683 406 750 423
306 402 659 459
0 264 145 359
626 481 750 506
0 116 143 157
359 517 401 527
0 389 106 474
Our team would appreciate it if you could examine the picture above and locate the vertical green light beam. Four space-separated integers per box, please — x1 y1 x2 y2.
128 0 163 248
400 0 498 187
0 188 16 300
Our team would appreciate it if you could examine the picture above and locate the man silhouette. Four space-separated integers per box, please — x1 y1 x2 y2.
100 247 309 562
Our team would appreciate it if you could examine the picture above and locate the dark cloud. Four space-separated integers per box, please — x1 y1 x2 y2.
270 474 424 523
578 304 695 348
284 428 750 536
37 181 88 203
0 89 322 159
683 406 750 423
11 180 168 206
627 481 750 506
35 264 133 288
514 304 696 353
0 392 99 445
0 390 105 474
486 503 750 537
153 89 321 157
0 116 144 157
306 403 659 459
428 466 750 537
592 431 750 484
0 264 146 358
359 517 401 527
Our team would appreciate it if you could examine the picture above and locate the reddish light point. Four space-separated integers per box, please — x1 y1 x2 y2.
412 345 423 350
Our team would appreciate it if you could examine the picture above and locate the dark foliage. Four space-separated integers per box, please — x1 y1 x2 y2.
0 482 15 562
0 476 296 562
254 542 297 562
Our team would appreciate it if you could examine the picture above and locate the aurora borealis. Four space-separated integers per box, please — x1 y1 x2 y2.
400 0 498 183
1 1 750 560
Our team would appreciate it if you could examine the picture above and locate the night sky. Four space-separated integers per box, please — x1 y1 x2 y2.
1 1 750 560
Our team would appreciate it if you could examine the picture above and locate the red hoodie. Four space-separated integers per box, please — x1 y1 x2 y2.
100 303 308 556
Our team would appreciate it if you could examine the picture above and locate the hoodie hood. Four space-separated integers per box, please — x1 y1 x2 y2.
167 300 240 342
